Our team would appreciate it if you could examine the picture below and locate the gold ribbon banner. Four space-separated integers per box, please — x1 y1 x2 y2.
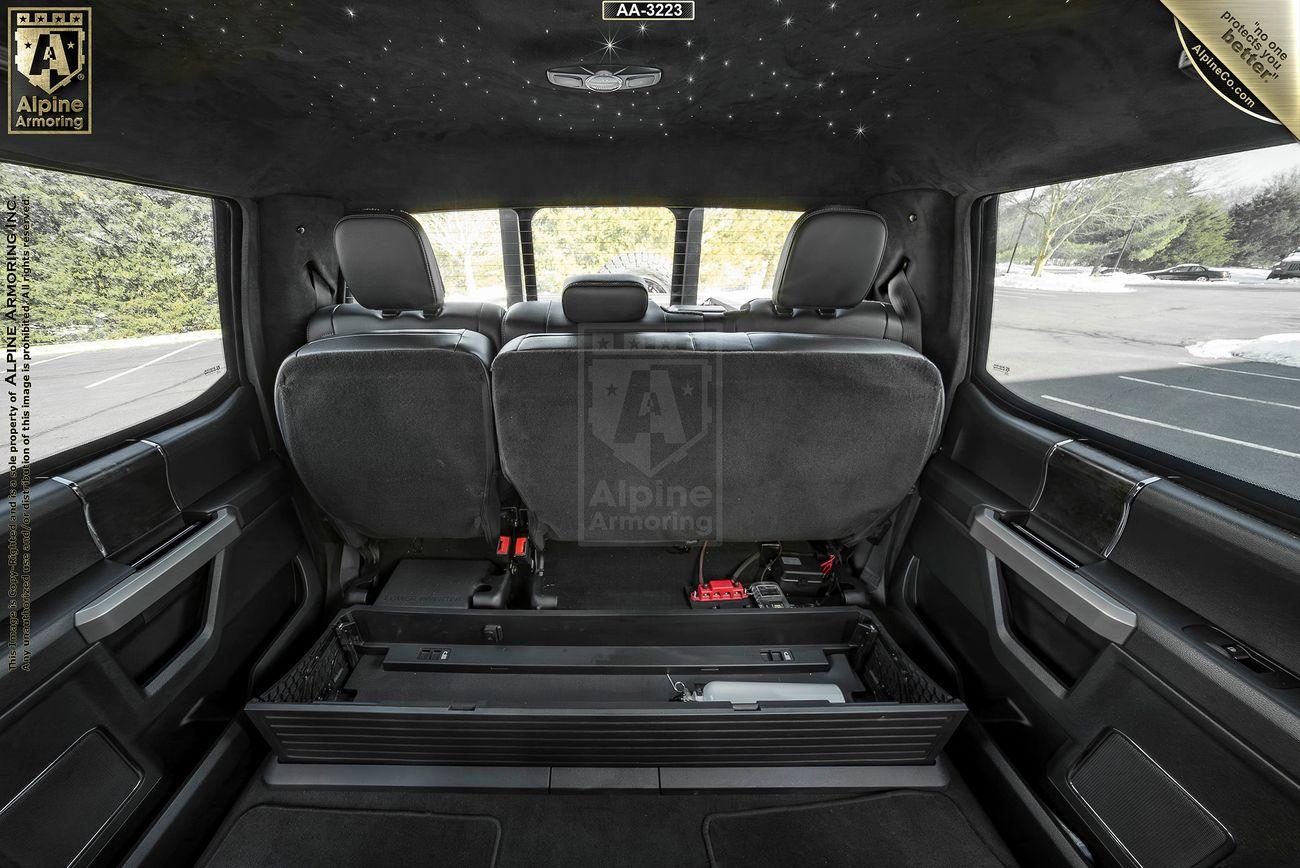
1163 0 1299 133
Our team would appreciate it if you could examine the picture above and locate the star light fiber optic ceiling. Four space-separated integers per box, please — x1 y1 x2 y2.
0 0 1288 209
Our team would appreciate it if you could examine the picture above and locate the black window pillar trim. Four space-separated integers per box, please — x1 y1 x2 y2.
516 208 538 301
671 207 703 306
498 208 526 307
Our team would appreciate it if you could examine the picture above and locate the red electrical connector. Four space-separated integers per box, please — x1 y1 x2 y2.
690 578 749 603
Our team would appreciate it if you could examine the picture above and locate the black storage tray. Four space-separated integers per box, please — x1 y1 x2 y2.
246 607 965 767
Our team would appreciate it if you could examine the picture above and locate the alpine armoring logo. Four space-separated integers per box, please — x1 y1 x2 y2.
580 336 719 542
8 7 91 134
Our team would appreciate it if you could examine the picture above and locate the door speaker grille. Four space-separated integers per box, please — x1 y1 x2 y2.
1069 730 1232 868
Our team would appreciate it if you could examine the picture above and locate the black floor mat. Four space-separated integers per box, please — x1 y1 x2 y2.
202 805 500 867
703 791 1016 868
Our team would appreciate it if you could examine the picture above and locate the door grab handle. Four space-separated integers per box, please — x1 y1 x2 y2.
969 508 1137 644
75 509 241 644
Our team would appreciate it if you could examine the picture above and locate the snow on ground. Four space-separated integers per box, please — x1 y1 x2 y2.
996 264 1137 293
1187 333 1300 368
1221 267 1271 282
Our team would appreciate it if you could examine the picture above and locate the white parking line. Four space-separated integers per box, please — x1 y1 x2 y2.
1118 375 1300 411
1040 395 1300 460
84 340 209 389
1177 362 1300 383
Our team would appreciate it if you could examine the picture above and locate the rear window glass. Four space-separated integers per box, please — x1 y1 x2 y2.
414 210 508 306
697 209 799 308
986 142 1300 500
531 207 676 301
7 162 229 463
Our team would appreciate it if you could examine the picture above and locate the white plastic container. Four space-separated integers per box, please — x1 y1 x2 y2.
697 681 845 704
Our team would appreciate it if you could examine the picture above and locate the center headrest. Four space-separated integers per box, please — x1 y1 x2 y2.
335 211 445 313
772 208 889 310
561 274 651 323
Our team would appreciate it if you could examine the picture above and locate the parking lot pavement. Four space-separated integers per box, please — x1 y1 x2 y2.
30 335 226 461
987 280 1300 500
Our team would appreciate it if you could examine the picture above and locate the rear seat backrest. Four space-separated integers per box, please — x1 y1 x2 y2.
308 210 505 352
725 207 917 348
492 331 943 543
501 274 725 343
275 211 500 544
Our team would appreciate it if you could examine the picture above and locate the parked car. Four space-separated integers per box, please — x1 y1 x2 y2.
1143 263 1229 280
1266 257 1300 279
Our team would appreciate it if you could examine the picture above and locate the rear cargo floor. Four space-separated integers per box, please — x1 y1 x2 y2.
199 768 1016 867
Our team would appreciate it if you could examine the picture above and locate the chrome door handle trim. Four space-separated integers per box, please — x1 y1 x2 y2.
970 508 1136 644
74 509 241 643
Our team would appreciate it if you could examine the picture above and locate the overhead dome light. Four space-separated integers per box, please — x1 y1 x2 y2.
547 66 662 93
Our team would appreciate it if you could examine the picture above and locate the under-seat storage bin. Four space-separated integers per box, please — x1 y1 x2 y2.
246 608 965 766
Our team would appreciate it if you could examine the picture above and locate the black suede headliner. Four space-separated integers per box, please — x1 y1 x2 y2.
1 0 1292 206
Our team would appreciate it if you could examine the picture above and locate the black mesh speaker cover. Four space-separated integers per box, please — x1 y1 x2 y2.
1069 730 1233 868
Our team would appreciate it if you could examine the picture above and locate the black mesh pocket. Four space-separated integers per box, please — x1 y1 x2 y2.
257 624 353 703
858 623 954 704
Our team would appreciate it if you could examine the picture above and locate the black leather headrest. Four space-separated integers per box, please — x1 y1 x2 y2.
561 274 650 322
335 211 445 313
772 208 888 310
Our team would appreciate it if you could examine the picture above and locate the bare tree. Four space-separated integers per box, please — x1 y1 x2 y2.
417 211 499 295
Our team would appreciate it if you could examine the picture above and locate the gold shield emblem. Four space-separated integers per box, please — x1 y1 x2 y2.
13 9 86 95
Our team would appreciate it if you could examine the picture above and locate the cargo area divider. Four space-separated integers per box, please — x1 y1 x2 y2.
245 607 967 767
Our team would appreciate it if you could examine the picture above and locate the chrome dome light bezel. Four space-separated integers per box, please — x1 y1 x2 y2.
546 66 662 93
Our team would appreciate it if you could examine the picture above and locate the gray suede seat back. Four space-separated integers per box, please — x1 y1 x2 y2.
501 274 727 343
275 211 500 543
492 331 943 543
307 210 505 352
724 207 919 349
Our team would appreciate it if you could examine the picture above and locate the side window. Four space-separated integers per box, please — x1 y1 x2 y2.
986 143 1300 500
697 208 800 308
7 162 230 463
414 210 508 306
530 207 676 301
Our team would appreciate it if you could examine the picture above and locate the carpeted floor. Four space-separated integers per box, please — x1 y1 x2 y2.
704 790 1015 867
198 772 1017 867
203 805 500 867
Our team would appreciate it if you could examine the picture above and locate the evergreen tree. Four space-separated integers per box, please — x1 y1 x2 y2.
1227 170 1300 266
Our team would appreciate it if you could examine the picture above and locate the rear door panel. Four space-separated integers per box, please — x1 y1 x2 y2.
0 390 316 867
905 384 1300 866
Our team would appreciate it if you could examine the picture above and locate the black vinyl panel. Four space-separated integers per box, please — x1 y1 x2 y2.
941 386 1060 508
1108 480 1300 674
145 392 265 509
1029 443 1142 559
0 478 103 613
56 440 184 560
